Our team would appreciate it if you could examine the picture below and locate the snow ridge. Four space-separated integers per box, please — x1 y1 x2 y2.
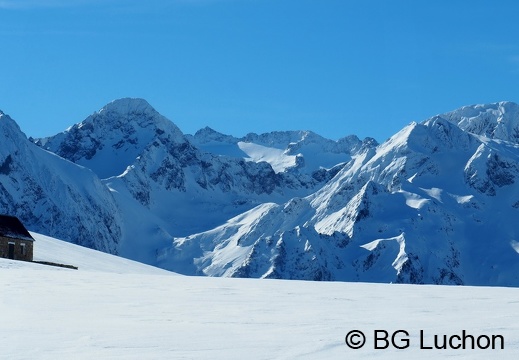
442 101 519 142
190 128 376 175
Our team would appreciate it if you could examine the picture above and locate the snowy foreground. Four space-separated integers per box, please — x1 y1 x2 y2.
1 234 518 359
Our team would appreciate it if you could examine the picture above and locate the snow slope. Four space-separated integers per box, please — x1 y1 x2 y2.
0 233 518 359
0 111 122 253
32 232 171 274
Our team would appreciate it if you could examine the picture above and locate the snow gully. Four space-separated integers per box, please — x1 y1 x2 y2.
420 330 504 350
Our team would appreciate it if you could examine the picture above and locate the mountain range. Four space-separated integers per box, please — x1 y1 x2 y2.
2 98 519 286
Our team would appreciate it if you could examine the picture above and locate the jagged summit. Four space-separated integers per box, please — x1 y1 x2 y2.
0 110 28 144
192 126 237 144
83 97 182 136
36 98 186 179
441 101 519 142
444 100 518 119
99 97 155 115
243 130 317 146
90 97 181 132
0 110 14 123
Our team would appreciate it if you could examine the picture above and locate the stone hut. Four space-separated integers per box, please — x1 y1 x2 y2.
0 215 34 261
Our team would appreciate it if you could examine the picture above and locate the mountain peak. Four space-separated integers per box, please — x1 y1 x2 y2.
86 97 168 132
193 126 237 144
0 110 12 122
36 98 186 178
0 110 26 142
441 101 519 142
99 98 155 116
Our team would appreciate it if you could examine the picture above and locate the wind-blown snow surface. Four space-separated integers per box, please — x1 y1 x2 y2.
1 234 518 359
29 232 170 274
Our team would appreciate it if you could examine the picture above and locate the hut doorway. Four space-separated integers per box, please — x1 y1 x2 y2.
8 243 14 259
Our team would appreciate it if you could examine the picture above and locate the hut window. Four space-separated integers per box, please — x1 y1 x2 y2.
20 243 26 256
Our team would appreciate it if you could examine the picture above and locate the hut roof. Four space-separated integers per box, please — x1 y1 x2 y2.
0 215 35 241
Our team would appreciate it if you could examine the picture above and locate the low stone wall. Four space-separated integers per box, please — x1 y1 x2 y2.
32 261 78 270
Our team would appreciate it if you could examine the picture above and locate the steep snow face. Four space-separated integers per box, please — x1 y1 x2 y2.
157 200 347 281
163 115 519 286
442 101 519 143
37 98 186 179
0 112 121 253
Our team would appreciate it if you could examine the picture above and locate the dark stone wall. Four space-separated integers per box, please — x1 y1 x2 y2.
0 236 34 261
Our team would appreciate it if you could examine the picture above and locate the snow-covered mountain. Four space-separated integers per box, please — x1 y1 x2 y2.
442 101 519 142
33 99 374 264
0 111 121 253
189 126 376 175
36 98 187 179
159 102 519 286
3 98 519 286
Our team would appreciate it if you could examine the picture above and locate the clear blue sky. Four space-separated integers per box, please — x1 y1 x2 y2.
1 0 519 142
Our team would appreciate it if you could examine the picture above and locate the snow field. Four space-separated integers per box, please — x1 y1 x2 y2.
238 141 297 173
1 233 518 359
